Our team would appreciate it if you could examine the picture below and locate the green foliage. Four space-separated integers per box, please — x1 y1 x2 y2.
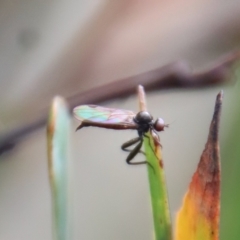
47 97 71 240
144 133 172 240
220 62 240 240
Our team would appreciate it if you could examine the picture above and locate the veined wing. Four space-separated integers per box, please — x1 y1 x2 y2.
73 105 137 130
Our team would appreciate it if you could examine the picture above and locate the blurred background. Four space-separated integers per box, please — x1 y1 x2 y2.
1 0 240 239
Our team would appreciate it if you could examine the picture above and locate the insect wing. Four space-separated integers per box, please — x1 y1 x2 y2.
73 105 137 130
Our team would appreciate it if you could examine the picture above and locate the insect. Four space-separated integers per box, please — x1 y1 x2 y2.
73 105 167 166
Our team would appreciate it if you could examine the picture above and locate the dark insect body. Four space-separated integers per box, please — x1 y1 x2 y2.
73 105 167 166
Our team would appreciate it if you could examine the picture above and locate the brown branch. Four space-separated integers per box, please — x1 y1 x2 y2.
0 51 239 155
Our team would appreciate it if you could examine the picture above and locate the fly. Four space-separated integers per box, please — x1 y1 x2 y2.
73 105 167 166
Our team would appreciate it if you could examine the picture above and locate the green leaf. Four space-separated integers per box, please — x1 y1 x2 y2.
47 96 71 240
137 85 171 240
144 133 172 240
220 60 240 240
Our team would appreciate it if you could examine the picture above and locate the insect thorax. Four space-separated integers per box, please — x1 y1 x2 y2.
134 111 153 136
137 123 151 136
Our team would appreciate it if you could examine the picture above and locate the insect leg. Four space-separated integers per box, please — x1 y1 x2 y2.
121 137 145 155
125 138 147 165
123 137 155 172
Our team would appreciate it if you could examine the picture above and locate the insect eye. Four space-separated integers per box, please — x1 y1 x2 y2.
154 118 165 131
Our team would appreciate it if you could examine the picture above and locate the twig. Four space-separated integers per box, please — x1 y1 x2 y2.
0 51 239 155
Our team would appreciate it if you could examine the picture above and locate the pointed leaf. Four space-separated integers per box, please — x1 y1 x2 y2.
144 133 172 240
47 96 71 240
138 86 172 240
175 91 223 240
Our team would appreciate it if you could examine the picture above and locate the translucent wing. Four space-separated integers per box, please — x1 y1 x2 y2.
73 105 138 130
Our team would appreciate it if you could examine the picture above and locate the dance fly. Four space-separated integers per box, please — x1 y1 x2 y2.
73 105 167 165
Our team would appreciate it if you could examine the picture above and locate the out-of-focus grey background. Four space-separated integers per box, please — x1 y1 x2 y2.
0 0 240 240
